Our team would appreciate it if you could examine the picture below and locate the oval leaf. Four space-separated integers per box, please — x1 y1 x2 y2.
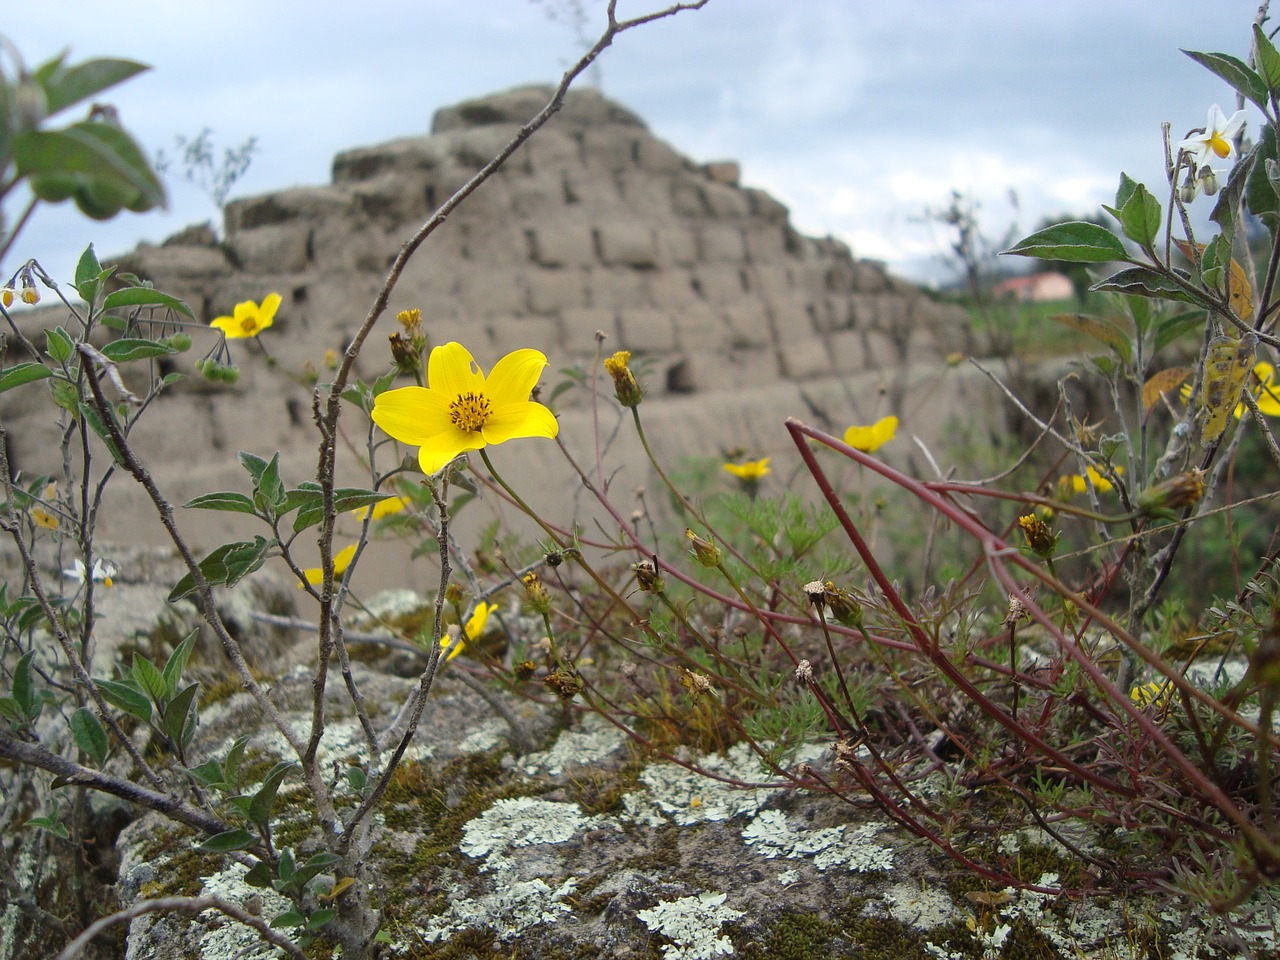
183 492 259 515
0 363 53 394
1005 221 1128 263
1141 366 1193 413
196 829 257 853
102 287 194 320
71 707 109 766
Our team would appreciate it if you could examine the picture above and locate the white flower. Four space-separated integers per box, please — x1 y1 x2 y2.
64 558 116 587
1176 104 1247 168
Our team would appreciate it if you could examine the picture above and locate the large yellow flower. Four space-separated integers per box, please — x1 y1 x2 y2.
723 457 771 481
371 342 558 475
843 415 898 453
211 293 281 339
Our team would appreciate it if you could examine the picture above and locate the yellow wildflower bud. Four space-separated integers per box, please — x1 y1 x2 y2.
389 331 421 375
1017 514 1056 560
444 582 465 605
822 581 863 629
685 528 722 568
323 348 340 370
514 660 537 681
604 350 644 407
633 559 665 594
523 571 551 615
1137 469 1206 521
396 308 422 333
544 662 583 701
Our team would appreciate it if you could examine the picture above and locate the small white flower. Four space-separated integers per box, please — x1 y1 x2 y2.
63 559 116 587
1176 104 1247 168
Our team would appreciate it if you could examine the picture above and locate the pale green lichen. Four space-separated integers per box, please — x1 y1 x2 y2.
637 891 744 959
519 712 625 776
742 809 893 872
419 876 579 944
627 742 822 826
459 796 606 870
197 863 293 960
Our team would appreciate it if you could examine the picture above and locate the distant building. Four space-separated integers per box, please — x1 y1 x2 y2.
994 271 1074 302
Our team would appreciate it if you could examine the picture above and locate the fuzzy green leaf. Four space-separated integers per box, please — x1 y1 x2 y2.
35 56 149 117
196 829 256 853
101 287 194 320
161 632 198 699
95 677 152 722
1005 221 1128 263
1182 48 1269 112
248 761 296 831
1255 24 1280 95
166 536 274 602
71 707 109 766
100 338 178 363
0 363 53 394
182 491 258 515
1091 266 1209 307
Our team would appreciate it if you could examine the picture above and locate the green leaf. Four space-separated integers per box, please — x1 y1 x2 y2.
1211 148 1255 244
95 677 152 722
167 536 275 602
18 121 165 218
1091 266 1210 307
100 338 179 363
1154 310 1207 355
1005 221 1128 263
27 815 70 840
74 245 104 303
306 909 336 931
277 848 297 884
36 57 149 117
11 651 37 722
71 707 109 766
187 758 226 789
253 453 287 516
196 829 257 853
49 378 80 413
271 910 305 930
248 761 296 831
294 852 341 888
102 287 195 320
77 402 126 464
292 487 390 534
0 363 53 394
182 491 258 515
1255 24 1280 95
1103 178 1161 249
243 861 274 888
225 736 249 793
1182 48 1269 112
45 327 75 364
1246 125 1280 221
161 632 197 698
160 682 200 747
1052 313 1132 364
131 655 168 706
238 452 270 484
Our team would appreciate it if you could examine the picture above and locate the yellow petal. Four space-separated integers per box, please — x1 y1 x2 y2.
481 401 559 445
486 349 549 407
371 386 453 445
844 415 898 452
258 293 282 326
428 342 484 398
417 427 484 475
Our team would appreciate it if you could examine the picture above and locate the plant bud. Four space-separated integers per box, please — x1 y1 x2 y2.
1137 469 1205 520
1017 514 1057 559
603 350 644 407
685 528 722 567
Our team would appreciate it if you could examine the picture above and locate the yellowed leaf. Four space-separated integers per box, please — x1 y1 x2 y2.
1142 366 1193 413
319 876 356 902
1172 238 1254 320
1201 333 1257 444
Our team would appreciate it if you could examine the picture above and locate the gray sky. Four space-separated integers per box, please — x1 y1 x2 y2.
5 0 1269 288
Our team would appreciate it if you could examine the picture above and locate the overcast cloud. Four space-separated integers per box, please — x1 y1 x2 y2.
5 0 1269 288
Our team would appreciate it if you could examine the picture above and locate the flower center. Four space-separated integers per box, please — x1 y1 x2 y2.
449 391 492 432
1209 132 1231 159
240 317 259 334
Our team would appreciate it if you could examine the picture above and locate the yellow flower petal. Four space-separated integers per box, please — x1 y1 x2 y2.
370 386 453 446
486 349 549 408
427 341 485 399
723 458 771 481
301 544 358 586
843 415 898 453
352 495 410 521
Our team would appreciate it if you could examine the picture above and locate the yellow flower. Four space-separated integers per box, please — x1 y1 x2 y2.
300 544 358 587
31 507 59 530
1129 680 1172 711
1066 464 1121 495
723 457 771 481
211 293 281 339
441 601 497 661
1243 362 1280 418
1017 514 1056 559
843 415 898 453
603 350 644 407
351 495 410 521
371 342 558 476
